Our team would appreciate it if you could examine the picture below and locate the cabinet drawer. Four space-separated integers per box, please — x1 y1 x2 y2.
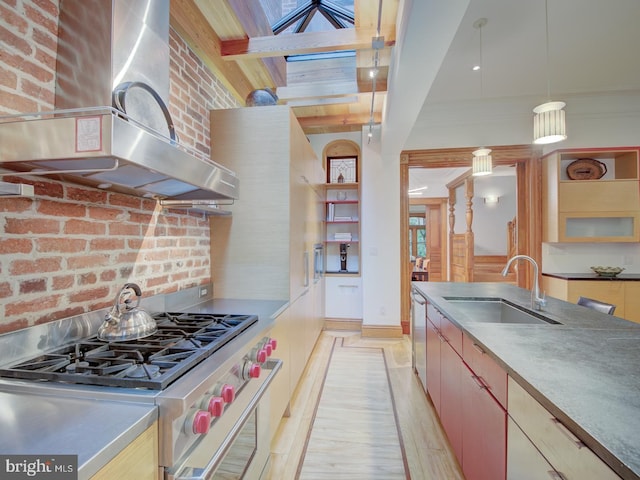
463 334 507 408
508 377 619 480
559 181 639 213
441 314 462 355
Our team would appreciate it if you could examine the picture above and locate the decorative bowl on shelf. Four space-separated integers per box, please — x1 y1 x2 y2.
590 266 625 277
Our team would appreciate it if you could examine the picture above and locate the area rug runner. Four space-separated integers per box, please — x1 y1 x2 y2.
296 338 409 479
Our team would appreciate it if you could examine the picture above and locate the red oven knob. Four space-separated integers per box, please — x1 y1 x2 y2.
264 343 273 356
269 338 277 350
256 348 268 363
219 384 235 403
249 362 261 378
188 410 211 435
202 396 225 417
242 361 261 380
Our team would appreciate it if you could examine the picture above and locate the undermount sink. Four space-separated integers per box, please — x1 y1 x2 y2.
443 297 562 326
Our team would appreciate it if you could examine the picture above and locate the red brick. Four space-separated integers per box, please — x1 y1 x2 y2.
31 179 64 198
0 196 34 213
0 319 29 335
88 205 125 222
64 219 106 235
89 238 125 251
0 24 32 55
100 270 117 282
66 254 109 270
168 226 187 236
116 252 138 263
5 217 59 234
24 4 58 37
66 186 107 204
0 238 33 254
68 286 110 304
171 271 189 282
10 257 61 275
0 65 18 89
37 237 86 253
109 223 140 236
109 193 141 209
37 199 86 217
20 278 46 294
52 275 74 290
5 294 61 316
0 282 13 298
31 0 59 21
147 275 170 288
78 272 97 285
129 211 153 224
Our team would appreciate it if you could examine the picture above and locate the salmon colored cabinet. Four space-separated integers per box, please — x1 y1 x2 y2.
462 361 507 480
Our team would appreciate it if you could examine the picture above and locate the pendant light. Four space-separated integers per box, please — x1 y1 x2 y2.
533 0 567 145
472 18 492 176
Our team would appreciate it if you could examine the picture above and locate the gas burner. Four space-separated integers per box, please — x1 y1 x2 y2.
0 312 258 389
125 364 161 378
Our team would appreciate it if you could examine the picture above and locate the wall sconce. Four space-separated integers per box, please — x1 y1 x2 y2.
484 195 500 205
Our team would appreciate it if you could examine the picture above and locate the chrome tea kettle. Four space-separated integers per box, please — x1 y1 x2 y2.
98 283 157 341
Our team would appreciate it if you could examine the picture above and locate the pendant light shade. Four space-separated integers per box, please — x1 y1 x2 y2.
533 101 567 144
472 148 492 176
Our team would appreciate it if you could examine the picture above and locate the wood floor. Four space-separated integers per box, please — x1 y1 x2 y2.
266 331 465 480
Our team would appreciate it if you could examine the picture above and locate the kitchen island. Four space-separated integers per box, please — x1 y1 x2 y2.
412 281 640 480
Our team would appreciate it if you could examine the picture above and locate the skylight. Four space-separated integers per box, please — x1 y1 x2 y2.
259 0 354 35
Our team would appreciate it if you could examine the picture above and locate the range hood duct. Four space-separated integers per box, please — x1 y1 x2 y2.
0 0 238 205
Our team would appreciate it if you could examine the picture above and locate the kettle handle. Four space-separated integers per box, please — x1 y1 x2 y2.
115 283 142 314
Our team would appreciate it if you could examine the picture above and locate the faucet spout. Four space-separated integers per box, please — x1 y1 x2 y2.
502 255 546 311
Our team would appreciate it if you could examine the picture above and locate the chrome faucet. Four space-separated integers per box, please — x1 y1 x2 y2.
502 255 546 311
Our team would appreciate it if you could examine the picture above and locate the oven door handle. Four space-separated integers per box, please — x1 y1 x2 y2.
169 358 282 480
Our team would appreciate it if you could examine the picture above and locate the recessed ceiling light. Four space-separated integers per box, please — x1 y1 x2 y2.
472 65 480 71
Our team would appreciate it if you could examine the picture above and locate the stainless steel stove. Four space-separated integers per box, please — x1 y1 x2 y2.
0 302 283 480
0 312 258 390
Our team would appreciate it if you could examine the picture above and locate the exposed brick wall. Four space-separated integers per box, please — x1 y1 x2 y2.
0 0 240 333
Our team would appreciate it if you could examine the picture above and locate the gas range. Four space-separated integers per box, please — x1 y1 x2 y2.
0 312 258 390
0 301 283 479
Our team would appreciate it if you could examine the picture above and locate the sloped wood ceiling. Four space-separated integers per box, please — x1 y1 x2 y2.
169 0 398 135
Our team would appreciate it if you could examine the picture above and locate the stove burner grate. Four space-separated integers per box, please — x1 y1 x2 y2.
0 312 258 389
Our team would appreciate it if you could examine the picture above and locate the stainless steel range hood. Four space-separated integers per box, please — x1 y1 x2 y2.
0 0 239 207
0 107 238 203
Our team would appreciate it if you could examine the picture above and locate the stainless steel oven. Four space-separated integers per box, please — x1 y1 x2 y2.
0 301 283 480
166 358 281 480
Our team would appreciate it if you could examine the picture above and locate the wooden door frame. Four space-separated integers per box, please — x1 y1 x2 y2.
400 145 543 334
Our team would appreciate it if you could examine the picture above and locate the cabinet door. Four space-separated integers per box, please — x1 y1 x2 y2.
463 334 507 408
440 340 463 463
462 363 507 480
507 417 557 480
508 377 620 480
624 282 640 324
425 317 441 414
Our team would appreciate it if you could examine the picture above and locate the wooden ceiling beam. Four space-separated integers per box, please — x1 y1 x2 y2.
295 111 382 130
221 27 395 59
277 80 360 101
170 0 254 102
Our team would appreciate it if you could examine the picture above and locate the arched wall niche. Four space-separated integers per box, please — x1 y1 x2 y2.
322 139 361 176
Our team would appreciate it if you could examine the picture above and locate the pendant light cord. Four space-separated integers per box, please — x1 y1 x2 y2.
544 0 551 101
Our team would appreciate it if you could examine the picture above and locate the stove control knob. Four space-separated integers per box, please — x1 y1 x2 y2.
269 338 278 350
187 410 211 435
219 384 235 403
242 361 261 380
202 396 225 417
256 348 268 363
264 343 273 356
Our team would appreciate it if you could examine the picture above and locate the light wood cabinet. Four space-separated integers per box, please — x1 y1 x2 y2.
209 106 324 301
91 423 159 480
508 376 620 480
542 276 640 323
542 148 640 242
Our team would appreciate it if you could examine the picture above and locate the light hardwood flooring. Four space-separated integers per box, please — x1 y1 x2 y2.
266 331 465 480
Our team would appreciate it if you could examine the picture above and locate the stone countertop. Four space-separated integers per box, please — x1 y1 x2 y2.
412 282 640 480
543 272 640 281
0 391 157 480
